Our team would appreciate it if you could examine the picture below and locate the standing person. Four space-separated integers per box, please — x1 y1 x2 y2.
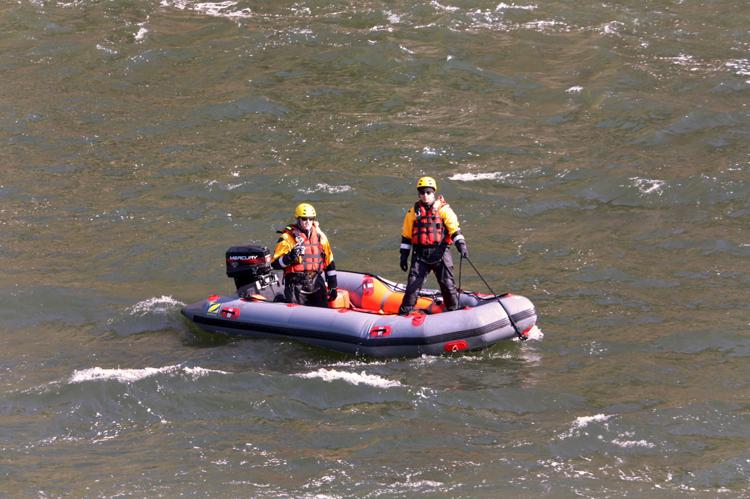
272 203 337 307
398 177 469 315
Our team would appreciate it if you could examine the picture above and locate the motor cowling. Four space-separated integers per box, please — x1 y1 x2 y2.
226 245 273 290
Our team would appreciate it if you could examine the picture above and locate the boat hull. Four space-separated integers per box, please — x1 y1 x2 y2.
181 271 538 357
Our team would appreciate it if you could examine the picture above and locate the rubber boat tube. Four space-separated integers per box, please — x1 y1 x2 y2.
181 270 539 357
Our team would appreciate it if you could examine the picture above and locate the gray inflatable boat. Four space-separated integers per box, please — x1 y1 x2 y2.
181 246 539 357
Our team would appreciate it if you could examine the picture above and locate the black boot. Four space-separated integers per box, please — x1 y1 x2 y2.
398 305 413 316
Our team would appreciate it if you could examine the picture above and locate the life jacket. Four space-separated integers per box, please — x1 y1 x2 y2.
411 196 452 246
283 225 326 274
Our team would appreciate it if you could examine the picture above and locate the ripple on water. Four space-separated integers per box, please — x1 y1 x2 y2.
1 286 116 330
651 329 750 357
188 96 290 122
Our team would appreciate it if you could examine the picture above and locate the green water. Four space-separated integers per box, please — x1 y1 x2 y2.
1 0 749 496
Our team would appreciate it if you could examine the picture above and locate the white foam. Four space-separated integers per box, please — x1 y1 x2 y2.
95 44 118 55
128 296 185 316
398 479 444 490
668 53 696 67
726 58 750 76
449 171 511 182
558 413 615 439
300 183 352 194
525 324 544 340
134 25 148 42
294 368 402 388
523 20 566 31
495 3 537 10
161 0 253 19
630 177 666 195
326 359 390 368
421 146 447 157
612 438 656 448
538 459 596 479
574 413 614 428
601 21 624 35
431 1 460 13
69 365 228 384
369 23 391 32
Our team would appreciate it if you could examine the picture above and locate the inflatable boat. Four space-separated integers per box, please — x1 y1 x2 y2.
181 245 540 357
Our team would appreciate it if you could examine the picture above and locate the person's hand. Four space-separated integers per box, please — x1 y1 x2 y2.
456 240 468 259
327 287 337 302
287 245 302 262
400 251 409 272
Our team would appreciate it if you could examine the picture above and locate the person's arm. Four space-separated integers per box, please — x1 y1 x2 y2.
441 205 468 257
400 208 415 271
319 231 337 300
271 232 299 270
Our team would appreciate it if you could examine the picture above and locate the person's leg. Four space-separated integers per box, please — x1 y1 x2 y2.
301 274 328 307
434 251 458 310
284 278 304 304
398 256 430 315
283 282 295 303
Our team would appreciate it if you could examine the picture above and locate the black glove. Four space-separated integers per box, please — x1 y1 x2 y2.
400 250 409 272
456 240 469 259
286 245 302 264
326 274 338 302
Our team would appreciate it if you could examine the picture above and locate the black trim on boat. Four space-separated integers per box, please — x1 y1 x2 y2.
511 308 536 322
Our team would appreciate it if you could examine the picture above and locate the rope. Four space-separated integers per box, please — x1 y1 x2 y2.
462 256 526 341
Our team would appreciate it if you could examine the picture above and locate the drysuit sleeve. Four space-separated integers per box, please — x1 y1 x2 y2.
318 230 335 267
400 208 415 251
318 231 337 289
440 204 463 243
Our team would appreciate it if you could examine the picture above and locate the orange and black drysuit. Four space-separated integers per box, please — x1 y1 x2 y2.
272 223 336 307
398 195 468 315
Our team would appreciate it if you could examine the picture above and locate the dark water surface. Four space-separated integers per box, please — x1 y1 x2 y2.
1 0 749 496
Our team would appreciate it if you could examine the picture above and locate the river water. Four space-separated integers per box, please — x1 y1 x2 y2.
1 0 749 496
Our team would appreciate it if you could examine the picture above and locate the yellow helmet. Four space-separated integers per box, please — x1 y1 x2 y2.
416 176 437 191
294 202 316 218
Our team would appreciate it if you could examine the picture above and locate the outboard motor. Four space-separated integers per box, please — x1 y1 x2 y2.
225 245 279 297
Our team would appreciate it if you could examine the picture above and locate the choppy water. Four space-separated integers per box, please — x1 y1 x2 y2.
1 0 749 496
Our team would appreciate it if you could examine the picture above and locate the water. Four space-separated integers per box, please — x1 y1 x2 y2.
1 0 749 496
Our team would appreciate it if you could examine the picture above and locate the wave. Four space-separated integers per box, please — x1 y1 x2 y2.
449 171 515 182
127 295 185 316
69 365 228 384
612 438 656 449
293 368 402 388
107 296 186 336
558 413 615 439
161 0 253 19
299 183 352 195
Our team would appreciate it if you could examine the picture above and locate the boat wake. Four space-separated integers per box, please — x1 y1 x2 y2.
106 296 186 337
